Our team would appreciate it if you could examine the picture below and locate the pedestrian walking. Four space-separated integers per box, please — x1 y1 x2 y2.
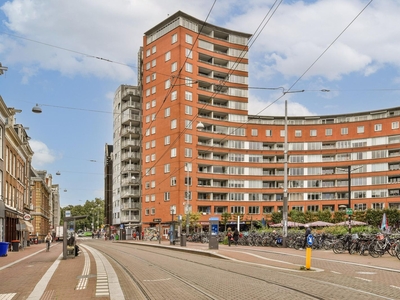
233 229 239 246
45 232 52 252
141 230 144 240
135 230 140 240
227 228 233 246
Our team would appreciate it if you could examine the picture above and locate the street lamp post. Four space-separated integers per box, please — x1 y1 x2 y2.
282 100 288 246
170 205 176 245
185 163 190 235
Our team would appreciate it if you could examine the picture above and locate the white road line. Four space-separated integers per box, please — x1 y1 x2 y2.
0 293 16 300
0 249 45 271
355 277 372 282
331 271 341 274
75 247 90 290
390 285 400 290
83 244 125 300
27 253 63 300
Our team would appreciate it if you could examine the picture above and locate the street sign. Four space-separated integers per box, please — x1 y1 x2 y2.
153 218 162 223
346 208 353 215
65 210 71 218
307 234 314 246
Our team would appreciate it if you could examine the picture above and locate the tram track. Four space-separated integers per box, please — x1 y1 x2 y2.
87 242 325 300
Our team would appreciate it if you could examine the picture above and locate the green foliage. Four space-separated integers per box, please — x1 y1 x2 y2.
317 209 333 222
271 211 282 224
304 211 316 223
221 212 232 232
365 209 382 227
332 211 346 223
289 210 305 223
60 198 104 231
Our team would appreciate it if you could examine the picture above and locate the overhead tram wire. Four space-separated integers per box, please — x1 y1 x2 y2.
153 2 288 186
155 1 374 186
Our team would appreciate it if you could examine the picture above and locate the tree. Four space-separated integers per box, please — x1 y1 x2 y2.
317 209 333 222
271 211 282 224
221 212 232 232
332 210 346 223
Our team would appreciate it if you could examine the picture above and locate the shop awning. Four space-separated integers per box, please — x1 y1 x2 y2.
18 220 34 232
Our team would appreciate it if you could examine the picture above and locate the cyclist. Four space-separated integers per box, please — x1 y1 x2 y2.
45 232 52 252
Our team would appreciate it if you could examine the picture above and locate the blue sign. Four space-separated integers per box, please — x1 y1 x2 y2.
211 224 218 236
307 234 314 246
120 224 124 229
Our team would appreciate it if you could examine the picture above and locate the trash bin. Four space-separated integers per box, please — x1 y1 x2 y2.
0 242 9 257
180 234 187 247
27 240 30 247
11 240 20 252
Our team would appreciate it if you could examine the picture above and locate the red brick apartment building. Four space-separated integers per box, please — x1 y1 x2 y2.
112 11 400 233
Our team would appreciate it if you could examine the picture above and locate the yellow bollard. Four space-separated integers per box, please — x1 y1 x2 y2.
305 247 312 270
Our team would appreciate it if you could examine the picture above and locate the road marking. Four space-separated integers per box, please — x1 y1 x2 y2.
390 285 400 290
27 253 63 300
75 247 90 290
331 271 341 274
83 244 125 300
355 277 372 282
0 293 16 300
356 271 376 275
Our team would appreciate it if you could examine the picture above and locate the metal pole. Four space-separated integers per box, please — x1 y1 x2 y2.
282 100 288 247
348 165 352 234
186 163 190 234
237 215 240 233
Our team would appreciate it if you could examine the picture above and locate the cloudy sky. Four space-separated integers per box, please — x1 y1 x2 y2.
1 0 399 206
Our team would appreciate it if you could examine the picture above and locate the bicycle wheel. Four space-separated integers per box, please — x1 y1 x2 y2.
369 242 382 258
333 241 344 254
349 243 358 255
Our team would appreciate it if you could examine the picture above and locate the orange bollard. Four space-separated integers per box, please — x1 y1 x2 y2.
305 247 312 269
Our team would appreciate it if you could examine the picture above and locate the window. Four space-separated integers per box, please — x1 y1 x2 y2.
172 33 177 44
145 115 150 123
171 148 177 157
152 113 156 121
145 208 149 215
185 77 193 87
248 206 260 214
164 164 170 173
164 192 170 201
354 203 367 210
151 86 156 94
146 102 150 110
151 208 155 215
165 107 170 117
392 121 399 129
165 135 170 145
151 154 156 161
145 155 150 163
151 126 156 134
185 62 193 73
280 130 285 137
185 48 192 58
151 140 156 148
145 62 150 70
251 129 258 136
151 59 156 67
171 62 177 72
171 90 177 101
171 176 176 186
295 130 302 137
165 51 171 61
341 127 348 135
325 128 332 136
374 124 382 131
152 45 156 54
145 129 150 136
151 99 156 107
185 34 193 44
146 49 151 57
357 126 364 133
146 75 150 83
145 182 150 189
185 148 192 158
185 105 192 115
185 120 192 129
151 73 156 80
145 141 150 149
307 205 319 212
145 89 150 97
185 91 192 101
165 79 171 89
145 195 150 202
266 130 272 137
171 119 177 129
185 134 192 143
310 129 317 137
151 181 155 188
372 202 384 210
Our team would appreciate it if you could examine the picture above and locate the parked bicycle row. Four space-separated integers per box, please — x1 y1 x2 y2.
185 230 400 261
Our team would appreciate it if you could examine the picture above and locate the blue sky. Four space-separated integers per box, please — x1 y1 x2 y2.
1 0 399 207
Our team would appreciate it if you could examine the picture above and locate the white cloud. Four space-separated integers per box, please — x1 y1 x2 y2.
29 140 56 167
